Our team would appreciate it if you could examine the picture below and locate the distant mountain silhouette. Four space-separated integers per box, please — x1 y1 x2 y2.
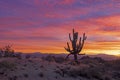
16 52 119 60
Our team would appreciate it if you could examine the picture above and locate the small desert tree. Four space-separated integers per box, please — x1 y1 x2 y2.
0 45 15 57
64 29 87 63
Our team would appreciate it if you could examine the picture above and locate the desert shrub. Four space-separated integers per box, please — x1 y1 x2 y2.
8 76 17 80
105 59 120 71
67 69 78 78
55 76 58 79
54 66 71 77
24 73 28 78
25 54 31 59
66 66 104 80
42 55 55 62
85 68 102 79
54 69 65 77
0 45 15 57
14 53 22 59
40 65 44 68
35 68 38 70
23 64 27 67
42 55 66 63
28 59 33 63
112 72 120 80
54 56 65 63
38 72 44 77
0 61 16 69
0 46 23 59
81 56 105 63
93 57 105 63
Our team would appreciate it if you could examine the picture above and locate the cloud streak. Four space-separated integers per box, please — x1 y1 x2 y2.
0 0 120 55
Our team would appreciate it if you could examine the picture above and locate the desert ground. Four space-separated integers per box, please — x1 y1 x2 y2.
0 54 120 80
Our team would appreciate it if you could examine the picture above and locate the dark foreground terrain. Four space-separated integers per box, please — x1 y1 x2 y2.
0 55 120 80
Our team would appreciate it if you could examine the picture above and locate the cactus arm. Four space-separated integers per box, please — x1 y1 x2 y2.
64 47 70 52
64 42 72 52
73 29 75 39
65 54 72 60
83 33 87 40
78 37 81 49
73 29 75 35
69 33 72 41
78 33 87 53
67 42 70 50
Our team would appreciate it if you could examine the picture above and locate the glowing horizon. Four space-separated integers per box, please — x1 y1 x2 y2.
0 0 120 56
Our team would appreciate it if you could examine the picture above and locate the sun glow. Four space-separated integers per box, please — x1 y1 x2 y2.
0 0 120 56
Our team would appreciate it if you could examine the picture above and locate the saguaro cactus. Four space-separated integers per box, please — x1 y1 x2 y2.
64 29 87 63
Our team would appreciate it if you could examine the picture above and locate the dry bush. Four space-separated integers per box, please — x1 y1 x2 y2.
24 73 28 78
25 54 31 59
38 72 44 77
42 55 55 62
80 56 105 65
54 56 66 63
14 53 22 59
105 59 120 71
67 67 104 80
42 55 66 63
54 66 69 77
0 61 16 69
0 45 15 57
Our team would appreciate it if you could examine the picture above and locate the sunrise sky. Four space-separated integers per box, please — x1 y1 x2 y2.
0 0 120 55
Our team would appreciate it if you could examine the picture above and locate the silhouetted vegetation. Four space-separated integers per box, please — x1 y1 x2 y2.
0 45 14 57
64 29 87 63
38 72 44 77
24 73 28 78
25 54 31 59
42 55 66 63
0 45 22 59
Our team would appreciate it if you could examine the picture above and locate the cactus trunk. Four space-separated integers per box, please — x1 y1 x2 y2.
74 54 78 63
